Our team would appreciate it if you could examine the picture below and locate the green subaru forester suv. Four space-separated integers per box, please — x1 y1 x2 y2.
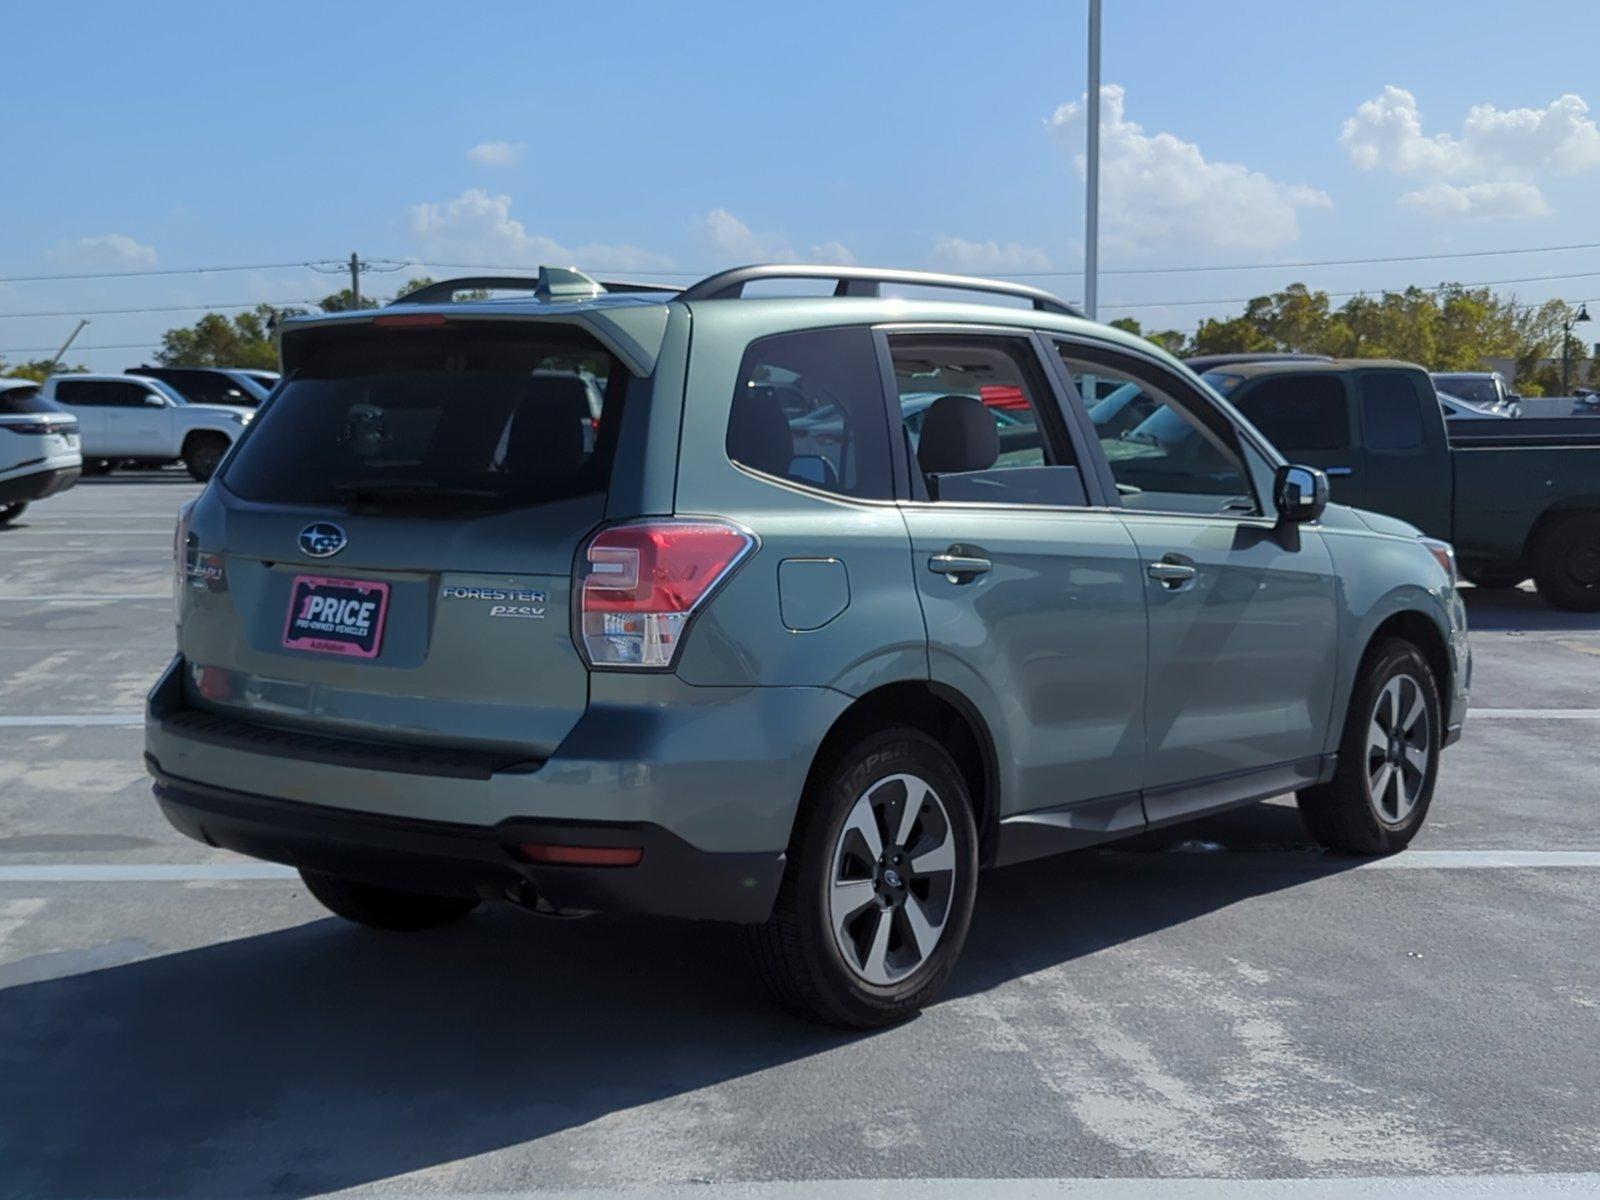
147 265 1470 1026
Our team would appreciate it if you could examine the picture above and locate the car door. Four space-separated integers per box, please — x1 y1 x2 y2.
885 329 1149 856
1227 372 1366 509
1354 369 1452 540
116 381 176 456
1057 341 1340 820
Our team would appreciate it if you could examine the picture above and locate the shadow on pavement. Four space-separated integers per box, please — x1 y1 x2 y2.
0 808 1358 1198
1461 586 1600 633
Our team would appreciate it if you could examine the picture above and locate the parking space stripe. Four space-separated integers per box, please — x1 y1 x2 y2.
3 851 1598 884
0 594 167 602
0 715 144 727
1471 709 1600 719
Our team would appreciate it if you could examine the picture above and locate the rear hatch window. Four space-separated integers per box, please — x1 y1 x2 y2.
187 322 629 758
224 324 619 513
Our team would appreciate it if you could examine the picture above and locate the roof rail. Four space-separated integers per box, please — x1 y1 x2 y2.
678 264 1082 317
389 266 675 307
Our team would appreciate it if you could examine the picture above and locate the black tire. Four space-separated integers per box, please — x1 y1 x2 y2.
299 868 479 931
0 501 26 525
1461 565 1525 589
182 433 229 482
1532 514 1600 612
1297 638 1442 855
746 727 979 1028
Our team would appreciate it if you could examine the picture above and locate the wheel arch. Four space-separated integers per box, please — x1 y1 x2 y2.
1524 498 1600 560
1361 608 1452 702
800 680 1002 866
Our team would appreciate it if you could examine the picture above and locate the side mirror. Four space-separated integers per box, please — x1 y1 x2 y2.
142 393 168 408
1274 463 1328 524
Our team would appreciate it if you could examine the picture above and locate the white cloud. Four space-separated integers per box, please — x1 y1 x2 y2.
466 140 525 166
931 236 1051 273
47 233 158 269
406 188 670 271
1341 86 1600 178
1340 86 1600 219
699 208 854 265
1048 85 1330 253
1399 180 1549 220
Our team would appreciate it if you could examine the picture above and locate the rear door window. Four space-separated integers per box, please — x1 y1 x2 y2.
725 326 892 499
222 325 624 513
0 387 55 414
1232 376 1350 453
1361 372 1426 451
889 334 1086 506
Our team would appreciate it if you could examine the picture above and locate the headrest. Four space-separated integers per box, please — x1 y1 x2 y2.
917 394 999 476
727 384 794 478
506 377 590 481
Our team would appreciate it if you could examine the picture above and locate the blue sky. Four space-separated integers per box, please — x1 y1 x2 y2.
4 0 1599 368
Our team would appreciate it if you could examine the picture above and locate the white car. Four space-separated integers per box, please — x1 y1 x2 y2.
42 373 251 481
0 378 82 524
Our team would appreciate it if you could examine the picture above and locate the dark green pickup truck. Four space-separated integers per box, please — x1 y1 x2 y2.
1199 359 1600 610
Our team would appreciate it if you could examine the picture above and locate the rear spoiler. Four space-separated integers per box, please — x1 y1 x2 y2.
390 267 679 306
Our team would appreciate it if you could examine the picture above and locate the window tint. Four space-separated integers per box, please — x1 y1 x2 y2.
1233 376 1349 452
53 380 142 407
725 326 892 500
889 335 1086 506
224 325 621 512
0 386 55 414
1061 349 1256 515
1361 372 1426 451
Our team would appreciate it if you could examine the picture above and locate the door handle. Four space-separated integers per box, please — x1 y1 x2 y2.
1147 560 1197 588
1324 466 1354 477
928 551 992 581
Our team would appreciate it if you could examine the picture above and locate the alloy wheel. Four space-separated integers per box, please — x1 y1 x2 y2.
1366 674 1431 825
828 772 957 986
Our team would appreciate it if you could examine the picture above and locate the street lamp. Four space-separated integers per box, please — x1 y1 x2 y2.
1561 302 1590 396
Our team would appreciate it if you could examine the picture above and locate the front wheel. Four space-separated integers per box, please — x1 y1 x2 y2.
182 433 230 482
299 868 479 931
1297 639 1442 855
1533 515 1600 612
746 728 979 1028
0 501 27 525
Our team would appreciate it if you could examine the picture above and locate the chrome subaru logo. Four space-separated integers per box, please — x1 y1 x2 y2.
298 522 347 558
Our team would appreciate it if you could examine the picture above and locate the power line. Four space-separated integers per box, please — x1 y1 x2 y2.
0 299 315 321
0 341 159 355
0 260 344 285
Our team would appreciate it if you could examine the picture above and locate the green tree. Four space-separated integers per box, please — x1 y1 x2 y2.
155 305 288 368
1191 313 1276 356
318 288 379 313
0 358 88 382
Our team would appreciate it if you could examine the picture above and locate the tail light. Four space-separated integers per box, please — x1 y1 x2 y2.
173 499 197 617
578 519 755 669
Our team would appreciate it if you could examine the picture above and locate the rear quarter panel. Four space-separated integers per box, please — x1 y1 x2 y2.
669 304 927 696
1450 442 1600 566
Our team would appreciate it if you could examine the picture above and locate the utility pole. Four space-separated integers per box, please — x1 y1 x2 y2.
349 252 362 309
1561 303 1591 396
45 319 89 377
1084 0 1102 321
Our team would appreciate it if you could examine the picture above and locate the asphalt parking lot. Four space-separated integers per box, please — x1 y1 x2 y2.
1 475 1597 1199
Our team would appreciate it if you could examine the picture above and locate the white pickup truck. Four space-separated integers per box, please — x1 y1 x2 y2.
42 374 251 481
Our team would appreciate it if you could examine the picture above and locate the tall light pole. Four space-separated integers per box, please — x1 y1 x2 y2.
1084 0 1102 320
1561 302 1590 396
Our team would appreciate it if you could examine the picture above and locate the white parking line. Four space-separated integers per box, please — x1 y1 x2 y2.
2 850 1597 884
0 594 167 603
231 1178 1600 1200
0 715 143 727
1471 709 1600 719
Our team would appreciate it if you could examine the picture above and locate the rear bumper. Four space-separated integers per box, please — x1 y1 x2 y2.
150 768 784 922
0 463 80 505
145 655 849 922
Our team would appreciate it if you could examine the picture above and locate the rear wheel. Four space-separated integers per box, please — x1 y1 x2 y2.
746 728 978 1028
182 433 229 482
1297 639 1441 855
0 502 26 525
82 459 113 476
299 868 479 931
1532 514 1600 612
